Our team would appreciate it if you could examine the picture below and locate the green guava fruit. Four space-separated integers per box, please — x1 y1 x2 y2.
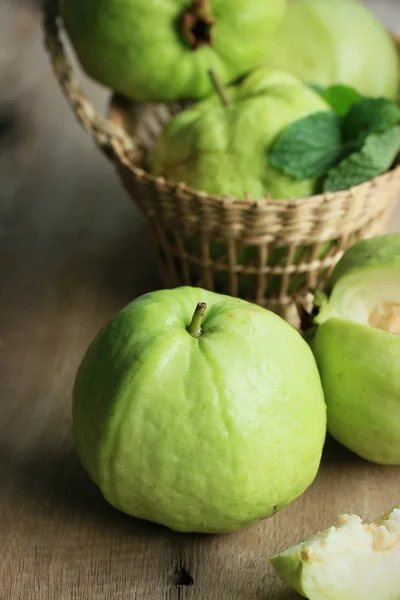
151 68 331 200
265 0 400 99
73 286 326 533
310 233 400 465
270 505 400 600
60 0 286 103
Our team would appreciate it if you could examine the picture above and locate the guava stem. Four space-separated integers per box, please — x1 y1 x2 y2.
187 302 207 338
208 69 229 106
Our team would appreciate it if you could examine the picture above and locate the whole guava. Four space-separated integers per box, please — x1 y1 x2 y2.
60 0 286 103
73 287 326 533
265 0 400 99
310 233 400 465
271 505 400 600
151 68 331 200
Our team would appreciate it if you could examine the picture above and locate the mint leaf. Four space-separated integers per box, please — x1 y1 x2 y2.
270 112 343 180
343 98 400 146
320 85 364 116
323 126 400 192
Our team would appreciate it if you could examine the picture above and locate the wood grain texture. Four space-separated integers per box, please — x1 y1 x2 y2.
1 1 400 598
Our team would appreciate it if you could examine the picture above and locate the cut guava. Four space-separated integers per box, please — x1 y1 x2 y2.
270 505 400 600
310 234 400 464
315 233 400 328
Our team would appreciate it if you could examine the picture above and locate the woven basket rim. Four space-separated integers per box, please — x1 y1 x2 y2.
42 0 400 210
114 148 400 209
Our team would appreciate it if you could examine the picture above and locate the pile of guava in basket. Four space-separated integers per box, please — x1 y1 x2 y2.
61 0 400 200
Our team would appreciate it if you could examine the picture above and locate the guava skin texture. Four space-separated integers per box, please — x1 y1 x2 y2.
60 0 286 103
270 506 400 600
310 234 400 465
151 68 331 200
73 287 326 534
264 0 400 100
312 318 400 465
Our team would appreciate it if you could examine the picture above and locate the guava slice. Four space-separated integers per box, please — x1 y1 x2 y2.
270 506 400 600
311 234 400 464
315 233 400 330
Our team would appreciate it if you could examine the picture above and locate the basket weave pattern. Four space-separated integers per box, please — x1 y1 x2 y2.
43 0 400 325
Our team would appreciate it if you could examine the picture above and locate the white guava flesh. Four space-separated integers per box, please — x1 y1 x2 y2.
369 302 400 336
315 269 400 335
270 506 400 600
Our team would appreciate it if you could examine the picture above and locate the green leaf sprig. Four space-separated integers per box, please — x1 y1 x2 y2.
269 84 400 193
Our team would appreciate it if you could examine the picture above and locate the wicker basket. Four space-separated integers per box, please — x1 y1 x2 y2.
43 0 400 326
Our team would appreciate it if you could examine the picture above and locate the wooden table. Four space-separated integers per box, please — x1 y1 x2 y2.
1 1 400 598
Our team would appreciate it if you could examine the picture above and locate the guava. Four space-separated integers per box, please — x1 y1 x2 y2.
310 233 400 465
270 505 400 600
151 68 331 200
265 0 400 99
73 286 326 533
60 0 286 103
